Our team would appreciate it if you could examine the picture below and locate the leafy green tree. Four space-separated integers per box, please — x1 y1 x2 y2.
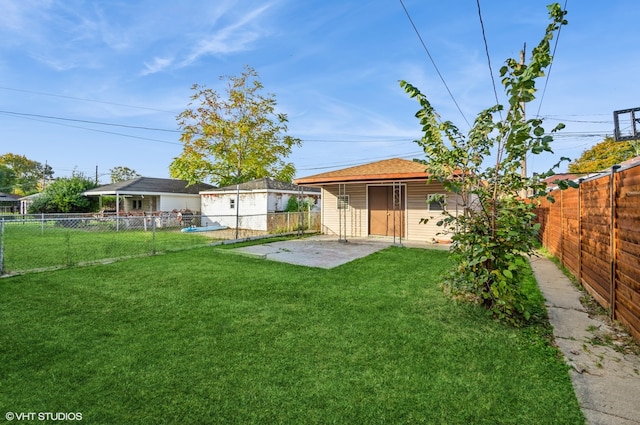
0 164 17 193
110 166 141 183
170 65 302 186
285 196 312 212
400 3 568 325
568 136 639 173
0 153 54 195
28 172 99 213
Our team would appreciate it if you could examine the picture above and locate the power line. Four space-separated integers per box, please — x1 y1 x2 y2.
549 132 609 137
0 109 418 145
398 0 471 128
0 86 176 114
476 0 502 118
4 112 182 146
0 110 181 133
299 138 414 144
540 116 611 124
296 150 424 172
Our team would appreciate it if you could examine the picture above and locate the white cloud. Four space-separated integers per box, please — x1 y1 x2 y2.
0 0 53 31
28 53 80 72
0 0 55 48
180 3 273 67
141 57 174 76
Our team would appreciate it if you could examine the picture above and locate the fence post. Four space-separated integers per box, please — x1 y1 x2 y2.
578 178 583 287
152 217 156 255
560 189 564 263
544 198 549 249
0 218 4 275
610 165 621 320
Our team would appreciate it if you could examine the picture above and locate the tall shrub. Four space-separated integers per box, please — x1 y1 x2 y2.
28 173 99 213
400 4 569 324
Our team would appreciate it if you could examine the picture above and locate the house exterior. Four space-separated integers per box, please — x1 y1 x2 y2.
0 192 20 214
294 158 461 243
200 177 320 231
540 173 586 191
83 177 214 214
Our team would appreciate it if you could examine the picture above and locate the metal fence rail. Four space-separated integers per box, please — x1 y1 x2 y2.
0 211 320 275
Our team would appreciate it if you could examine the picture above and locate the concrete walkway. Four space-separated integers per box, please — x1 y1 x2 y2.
529 255 640 425
231 237 390 269
231 235 449 269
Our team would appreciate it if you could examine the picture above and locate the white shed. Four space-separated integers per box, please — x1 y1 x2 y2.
200 178 320 231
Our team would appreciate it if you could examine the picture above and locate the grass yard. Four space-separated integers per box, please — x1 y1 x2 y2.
2 221 213 273
0 246 584 424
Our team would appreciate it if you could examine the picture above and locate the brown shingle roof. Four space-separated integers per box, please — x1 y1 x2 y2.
84 177 214 195
294 158 429 185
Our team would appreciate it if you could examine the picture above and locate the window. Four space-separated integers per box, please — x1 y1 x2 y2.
427 194 446 211
229 198 235 209
132 199 143 209
337 195 349 210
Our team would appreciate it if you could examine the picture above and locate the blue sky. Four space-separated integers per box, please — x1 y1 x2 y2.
1 0 638 184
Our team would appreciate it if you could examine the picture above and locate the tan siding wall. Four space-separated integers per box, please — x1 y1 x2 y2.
320 180 459 242
322 184 367 237
406 181 454 242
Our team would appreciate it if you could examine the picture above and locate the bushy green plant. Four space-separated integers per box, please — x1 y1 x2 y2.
28 173 99 213
401 4 569 325
285 196 312 212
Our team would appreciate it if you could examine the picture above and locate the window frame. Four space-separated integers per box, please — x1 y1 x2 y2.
427 194 446 211
337 195 349 210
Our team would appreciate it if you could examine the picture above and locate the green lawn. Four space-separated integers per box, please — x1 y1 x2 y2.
2 221 213 273
0 246 584 424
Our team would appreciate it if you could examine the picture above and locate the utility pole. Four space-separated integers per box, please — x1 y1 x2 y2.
235 183 240 240
42 160 47 190
520 44 528 198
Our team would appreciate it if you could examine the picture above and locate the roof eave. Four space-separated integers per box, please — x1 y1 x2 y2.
295 172 430 185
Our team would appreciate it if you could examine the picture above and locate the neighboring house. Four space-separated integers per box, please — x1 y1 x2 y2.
0 192 20 213
618 155 640 169
294 158 461 243
18 193 43 214
83 177 214 214
200 177 320 231
541 173 585 191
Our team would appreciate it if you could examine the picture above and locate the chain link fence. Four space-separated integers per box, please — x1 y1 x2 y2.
0 211 320 275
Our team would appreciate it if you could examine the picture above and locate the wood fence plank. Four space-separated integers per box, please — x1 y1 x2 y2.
535 166 640 343
615 302 640 342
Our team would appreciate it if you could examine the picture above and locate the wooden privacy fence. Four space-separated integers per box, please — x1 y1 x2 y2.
534 163 640 342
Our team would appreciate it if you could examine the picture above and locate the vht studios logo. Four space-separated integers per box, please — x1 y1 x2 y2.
5 412 83 421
